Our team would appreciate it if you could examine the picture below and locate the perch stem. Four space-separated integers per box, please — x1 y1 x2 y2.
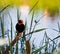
26 40 31 54
3 33 22 54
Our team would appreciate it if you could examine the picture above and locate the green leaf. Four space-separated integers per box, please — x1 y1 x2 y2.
31 45 45 54
25 28 46 36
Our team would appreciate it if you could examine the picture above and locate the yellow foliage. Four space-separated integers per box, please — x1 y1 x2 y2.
0 0 60 10
37 0 60 10
0 0 5 8
5 0 13 5
13 0 21 6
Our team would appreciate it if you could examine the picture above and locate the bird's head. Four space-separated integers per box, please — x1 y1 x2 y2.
18 20 23 25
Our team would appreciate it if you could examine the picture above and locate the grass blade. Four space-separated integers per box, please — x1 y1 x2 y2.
0 17 4 38
23 20 27 41
31 45 45 54
29 0 39 14
57 22 60 33
0 4 10 14
8 13 13 54
25 28 46 36
52 28 59 32
53 35 60 40
29 11 34 32
15 40 18 54
17 7 20 21
8 12 13 42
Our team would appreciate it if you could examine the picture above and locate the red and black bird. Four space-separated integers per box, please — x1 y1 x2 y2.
16 20 25 33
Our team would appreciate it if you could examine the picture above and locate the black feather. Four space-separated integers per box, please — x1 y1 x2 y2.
16 23 25 33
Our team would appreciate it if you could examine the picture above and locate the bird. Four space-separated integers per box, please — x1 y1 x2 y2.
16 20 25 33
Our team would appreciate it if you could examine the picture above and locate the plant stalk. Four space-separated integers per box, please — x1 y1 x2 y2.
3 33 22 54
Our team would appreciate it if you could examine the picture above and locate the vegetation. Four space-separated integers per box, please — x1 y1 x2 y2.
0 0 60 54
